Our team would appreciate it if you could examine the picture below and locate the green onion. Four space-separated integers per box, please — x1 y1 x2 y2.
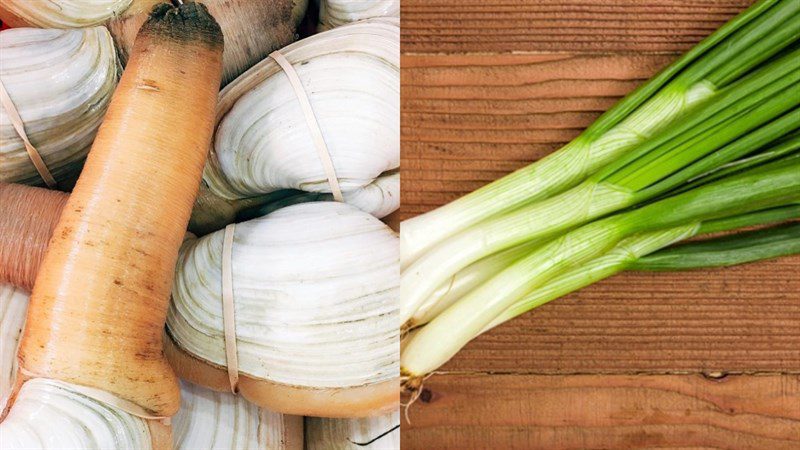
633 220 800 271
481 206 800 335
401 0 800 266
401 53 800 324
410 203 800 328
401 162 800 378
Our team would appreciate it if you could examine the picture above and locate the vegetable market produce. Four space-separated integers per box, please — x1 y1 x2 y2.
0 183 67 290
108 0 307 86
0 285 170 450
203 19 399 219
15 1 223 418
402 160 800 381
167 201 399 417
0 26 118 187
318 0 399 30
305 411 400 449
401 0 800 268
173 381 303 450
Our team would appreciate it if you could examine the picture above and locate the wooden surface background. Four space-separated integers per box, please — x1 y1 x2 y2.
399 1 800 448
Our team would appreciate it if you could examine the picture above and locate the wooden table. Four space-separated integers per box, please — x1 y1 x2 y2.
399 1 800 448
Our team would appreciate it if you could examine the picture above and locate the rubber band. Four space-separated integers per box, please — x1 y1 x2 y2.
18 368 169 424
0 78 57 189
269 50 343 202
221 223 239 393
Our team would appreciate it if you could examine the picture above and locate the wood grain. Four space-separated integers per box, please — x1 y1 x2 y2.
401 52 675 218
402 374 800 449
402 0 753 54
399 0 799 447
436 256 800 374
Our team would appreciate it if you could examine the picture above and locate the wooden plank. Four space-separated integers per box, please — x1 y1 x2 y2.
435 256 800 374
402 374 800 450
401 52 675 219
402 0 755 54
400 1 799 447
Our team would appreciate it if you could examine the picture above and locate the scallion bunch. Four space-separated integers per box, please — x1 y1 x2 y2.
400 0 800 388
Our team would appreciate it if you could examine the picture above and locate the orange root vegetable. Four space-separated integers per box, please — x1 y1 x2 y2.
0 183 67 290
108 0 302 86
17 2 223 417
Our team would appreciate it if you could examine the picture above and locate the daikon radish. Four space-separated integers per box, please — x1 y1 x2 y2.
0 183 67 290
16 2 224 417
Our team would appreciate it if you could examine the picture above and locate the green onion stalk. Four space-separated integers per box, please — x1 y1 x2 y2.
481 207 800 335
401 0 800 268
407 111 800 328
401 161 800 382
400 48 800 325
410 161 800 328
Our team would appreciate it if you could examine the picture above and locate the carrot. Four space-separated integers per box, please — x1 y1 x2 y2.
0 183 67 290
16 2 223 417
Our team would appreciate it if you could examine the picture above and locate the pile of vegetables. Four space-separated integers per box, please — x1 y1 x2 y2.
400 0 800 390
1 1 400 448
